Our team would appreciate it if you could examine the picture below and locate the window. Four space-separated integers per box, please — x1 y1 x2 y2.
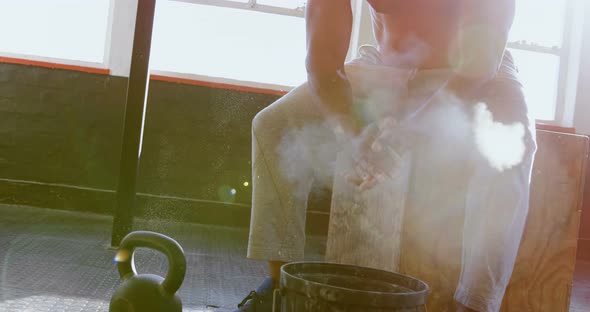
151 0 375 88
0 0 111 65
151 0 307 87
507 0 583 122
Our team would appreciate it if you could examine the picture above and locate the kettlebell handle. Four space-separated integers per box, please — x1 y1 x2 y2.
117 231 187 296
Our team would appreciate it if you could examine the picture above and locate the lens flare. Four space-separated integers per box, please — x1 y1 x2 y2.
217 185 236 203
113 249 130 263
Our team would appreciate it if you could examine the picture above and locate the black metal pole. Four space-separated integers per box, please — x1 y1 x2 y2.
111 0 157 247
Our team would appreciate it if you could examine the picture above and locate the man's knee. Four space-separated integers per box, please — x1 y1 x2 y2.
252 106 272 136
252 97 288 137
523 127 537 160
252 83 315 137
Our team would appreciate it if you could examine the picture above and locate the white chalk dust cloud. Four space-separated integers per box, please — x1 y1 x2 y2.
473 102 526 172
276 97 527 195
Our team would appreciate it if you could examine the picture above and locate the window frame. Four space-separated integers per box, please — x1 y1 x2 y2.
0 51 110 72
1 0 581 125
0 0 363 91
506 0 585 126
155 0 586 126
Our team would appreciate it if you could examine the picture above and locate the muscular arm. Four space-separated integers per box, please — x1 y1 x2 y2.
305 0 358 134
449 0 516 98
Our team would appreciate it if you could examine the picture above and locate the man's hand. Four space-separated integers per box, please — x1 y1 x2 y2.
307 72 360 135
345 118 403 190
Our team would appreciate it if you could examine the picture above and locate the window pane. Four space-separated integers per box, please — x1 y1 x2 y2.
0 0 111 63
509 0 567 48
509 49 560 120
257 0 306 10
152 1 307 86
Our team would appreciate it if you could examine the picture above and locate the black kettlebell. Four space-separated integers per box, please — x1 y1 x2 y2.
110 231 186 312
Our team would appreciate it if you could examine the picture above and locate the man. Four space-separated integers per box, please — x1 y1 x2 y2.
238 0 536 311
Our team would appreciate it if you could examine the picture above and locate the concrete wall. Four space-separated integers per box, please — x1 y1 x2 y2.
0 62 278 227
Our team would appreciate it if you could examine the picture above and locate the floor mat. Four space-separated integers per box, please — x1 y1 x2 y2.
0 204 326 311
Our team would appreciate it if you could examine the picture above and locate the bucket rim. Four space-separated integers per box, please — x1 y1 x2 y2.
280 262 429 308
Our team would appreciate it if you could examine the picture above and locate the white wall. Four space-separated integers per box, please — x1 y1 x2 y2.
105 0 138 77
574 2 590 135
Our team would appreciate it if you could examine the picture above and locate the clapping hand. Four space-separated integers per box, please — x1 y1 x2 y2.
344 117 403 191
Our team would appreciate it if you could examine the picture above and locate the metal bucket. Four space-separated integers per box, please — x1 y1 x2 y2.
279 262 429 311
